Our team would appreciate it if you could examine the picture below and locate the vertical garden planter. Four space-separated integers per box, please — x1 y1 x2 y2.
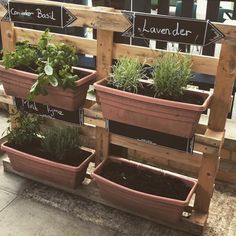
1 142 95 189
0 64 97 111
94 79 212 138
92 156 197 223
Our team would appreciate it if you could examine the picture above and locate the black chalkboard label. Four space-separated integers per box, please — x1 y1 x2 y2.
123 11 224 46
14 98 84 125
1 1 77 28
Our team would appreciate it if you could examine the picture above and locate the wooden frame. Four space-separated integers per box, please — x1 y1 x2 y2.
0 1 236 234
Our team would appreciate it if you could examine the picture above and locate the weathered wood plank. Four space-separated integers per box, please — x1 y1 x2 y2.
208 42 236 131
110 133 202 168
96 29 113 80
14 27 218 75
95 127 109 165
194 154 220 213
0 94 14 105
195 129 225 154
15 27 97 56
1 21 18 129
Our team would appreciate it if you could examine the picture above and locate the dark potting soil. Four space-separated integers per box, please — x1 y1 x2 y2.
15 64 38 73
101 161 192 201
107 82 204 105
6 139 90 167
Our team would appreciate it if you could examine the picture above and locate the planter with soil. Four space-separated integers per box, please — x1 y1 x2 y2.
92 156 197 223
0 29 97 111
1 112 95 189
1 140 94 189
0 64 96 111
94 79 212 138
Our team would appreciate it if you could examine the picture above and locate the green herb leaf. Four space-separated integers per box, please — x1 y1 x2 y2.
44 64 53 76
30 80 39 93
48 76 58 87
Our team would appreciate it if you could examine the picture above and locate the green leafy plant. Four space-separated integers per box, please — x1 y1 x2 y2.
5 111 41 147
151 53 192 98
41 127 81 161
3 29 79 99
108 57 146 93
3 41 38 71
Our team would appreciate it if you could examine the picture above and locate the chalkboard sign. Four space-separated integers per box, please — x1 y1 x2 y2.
123 11 224 46
14 98 84 125
1 0 77 28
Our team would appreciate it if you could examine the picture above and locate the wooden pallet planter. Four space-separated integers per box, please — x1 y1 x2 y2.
0 1 236 234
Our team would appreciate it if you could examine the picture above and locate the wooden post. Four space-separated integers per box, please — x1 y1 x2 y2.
1 21 18 129
194 41 236 213
95 28 113 164
1 22 15 53
208 42 236 131
95 127 110 165
194 153 220 213
96 29 113 81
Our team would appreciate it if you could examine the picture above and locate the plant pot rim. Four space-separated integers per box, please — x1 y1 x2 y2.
92 156 197 206
94 79 212 112
1 141 95 172
0 62 97 87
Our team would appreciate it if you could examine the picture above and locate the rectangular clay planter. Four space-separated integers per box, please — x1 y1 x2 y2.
0 64 97 111
1 142 95 189
94 79 212 138
92 156 197 223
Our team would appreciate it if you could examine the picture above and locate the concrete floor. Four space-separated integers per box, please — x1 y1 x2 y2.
0 155 123 236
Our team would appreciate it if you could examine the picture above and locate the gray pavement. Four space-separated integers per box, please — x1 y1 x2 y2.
0 155 123 236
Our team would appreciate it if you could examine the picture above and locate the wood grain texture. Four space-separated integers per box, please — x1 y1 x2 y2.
15 27 97 55
1 22 18 129
208 43 236 131
194 154 220 213
95 127 109 165
14 27 218 75
110 133 202 168
96 29 113 80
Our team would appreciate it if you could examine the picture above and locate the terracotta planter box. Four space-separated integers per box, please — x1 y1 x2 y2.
1 142 95 189
92 156 197 223
0 64 97 111
94 79 212 138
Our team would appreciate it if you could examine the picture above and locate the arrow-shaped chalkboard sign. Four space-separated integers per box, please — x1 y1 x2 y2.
0 0 77 28
14 97 84 125
122 11 224 46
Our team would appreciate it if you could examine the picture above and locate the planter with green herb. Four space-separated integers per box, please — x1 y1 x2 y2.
94 54 212 138
1 111 95 188
0 30 97 111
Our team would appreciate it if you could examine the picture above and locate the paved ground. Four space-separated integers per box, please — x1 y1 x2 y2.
0 154 124 236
